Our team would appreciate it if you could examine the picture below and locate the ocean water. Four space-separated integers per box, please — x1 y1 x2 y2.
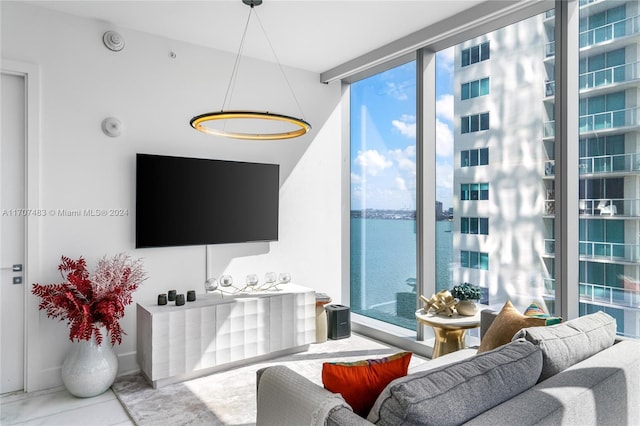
350 218 453 328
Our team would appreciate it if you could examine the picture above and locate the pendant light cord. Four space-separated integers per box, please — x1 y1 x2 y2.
253 10 307 121
222 6 254 111
221 4 307 121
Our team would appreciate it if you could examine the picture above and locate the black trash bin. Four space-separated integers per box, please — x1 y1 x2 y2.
326 304 351 340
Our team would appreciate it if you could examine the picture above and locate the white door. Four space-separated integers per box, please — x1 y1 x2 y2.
1 71 26 394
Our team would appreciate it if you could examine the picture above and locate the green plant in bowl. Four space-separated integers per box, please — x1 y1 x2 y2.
451 282 482 301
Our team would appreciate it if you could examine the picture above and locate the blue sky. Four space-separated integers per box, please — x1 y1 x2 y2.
350 47 455 211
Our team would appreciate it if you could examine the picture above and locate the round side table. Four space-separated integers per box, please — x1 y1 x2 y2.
415 308 481 358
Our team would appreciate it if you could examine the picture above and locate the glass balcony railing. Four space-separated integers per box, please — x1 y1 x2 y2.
544 197 640 216
544 120 555 138
580 61 640 90
580 240 640 262
580 281 640 309
545 61 639 97
543 277 640 310
545 238 640 262
544 238 556 255
579 106 640 133
579 198 640 216
580 15 640 48
579 152 640 175
545 41 555 58
545 80 555 97
544 200 555 216
579 0 604 6
545 107 640 139
546 14 640 58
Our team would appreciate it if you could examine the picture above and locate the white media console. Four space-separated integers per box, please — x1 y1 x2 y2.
136 284 316 388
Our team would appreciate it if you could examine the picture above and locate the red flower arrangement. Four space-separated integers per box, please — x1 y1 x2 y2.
32 253 147 346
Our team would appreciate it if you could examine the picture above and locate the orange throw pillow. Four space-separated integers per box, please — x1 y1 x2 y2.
477 300 546 353
322 351 412 417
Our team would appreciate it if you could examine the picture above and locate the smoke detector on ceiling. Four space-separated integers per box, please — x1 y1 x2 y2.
103 31 125 52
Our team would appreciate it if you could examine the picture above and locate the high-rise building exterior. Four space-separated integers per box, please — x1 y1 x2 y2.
452 0 640 339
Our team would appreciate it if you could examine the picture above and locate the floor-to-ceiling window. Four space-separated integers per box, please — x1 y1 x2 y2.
350 63 418 330
435 10 556 313
347 0 639 341
577 0 640 338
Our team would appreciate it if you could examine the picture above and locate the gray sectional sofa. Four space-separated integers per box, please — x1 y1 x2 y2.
256 310 640 425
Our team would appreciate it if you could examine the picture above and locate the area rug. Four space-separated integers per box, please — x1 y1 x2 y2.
111 334 427 426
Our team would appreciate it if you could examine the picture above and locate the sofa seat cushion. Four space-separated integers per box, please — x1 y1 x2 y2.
367 339 542 426
513 311 616 382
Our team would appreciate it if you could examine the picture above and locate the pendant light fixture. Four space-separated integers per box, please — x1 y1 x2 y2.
190 0 311 140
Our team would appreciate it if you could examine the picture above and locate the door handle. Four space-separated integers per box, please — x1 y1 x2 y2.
0 264 22 272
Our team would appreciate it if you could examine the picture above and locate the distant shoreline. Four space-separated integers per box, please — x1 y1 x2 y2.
350 209 452 221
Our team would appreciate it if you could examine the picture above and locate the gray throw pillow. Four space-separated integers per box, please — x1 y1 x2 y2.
512 310 616 382
367 339 542 426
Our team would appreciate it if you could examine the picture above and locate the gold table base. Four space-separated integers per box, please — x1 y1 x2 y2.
431 327 468 358
415 307 482 359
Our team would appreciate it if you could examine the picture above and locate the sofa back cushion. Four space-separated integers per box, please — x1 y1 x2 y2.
322 351 412 417
512 310 616 382
477 300 547 353
367 339 542 426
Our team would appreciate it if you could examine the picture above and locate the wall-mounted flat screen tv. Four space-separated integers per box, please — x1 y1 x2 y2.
136 154 279 248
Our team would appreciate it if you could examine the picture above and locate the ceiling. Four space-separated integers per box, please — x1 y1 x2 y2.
28 0 483 74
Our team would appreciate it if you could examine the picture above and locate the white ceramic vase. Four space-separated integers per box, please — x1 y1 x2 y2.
61 331 118 398
456 300 478 316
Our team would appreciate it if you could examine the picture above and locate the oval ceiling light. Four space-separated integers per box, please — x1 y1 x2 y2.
190 111 311 140
190 0 311 140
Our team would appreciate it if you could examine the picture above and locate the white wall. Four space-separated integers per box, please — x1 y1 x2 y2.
1 1 343 391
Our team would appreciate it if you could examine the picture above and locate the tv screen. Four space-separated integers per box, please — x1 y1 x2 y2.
136 154 279 248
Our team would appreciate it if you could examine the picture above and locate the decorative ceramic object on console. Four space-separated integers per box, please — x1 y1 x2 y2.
246 274 259 287
220 275 233 287
204 277 218 293
264 272 277 285
279 272 291 284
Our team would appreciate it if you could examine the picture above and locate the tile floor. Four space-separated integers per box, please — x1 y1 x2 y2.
1 386 132 426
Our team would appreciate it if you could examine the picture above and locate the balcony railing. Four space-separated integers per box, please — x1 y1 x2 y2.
546 15 640 57
545 238 640 262
579 0 606 7
579 106 640 133
544 200 555 216
544 197 640 216
579 152 640 175
580 240 640 262
544 61 640 98
579 198 640 217
580 61 640 90
543 277 640 310
580 15 640 48
544 121 555 138
545 80 555 97
544 238 556 255
545 41 555 58
546 152 640 177
580 281 640 309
